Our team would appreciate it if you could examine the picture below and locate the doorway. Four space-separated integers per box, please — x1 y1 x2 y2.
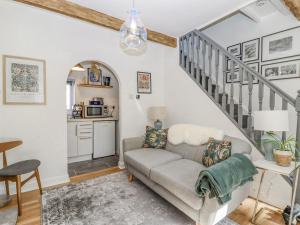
66 60 120 177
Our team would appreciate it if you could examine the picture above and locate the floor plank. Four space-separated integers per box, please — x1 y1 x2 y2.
0 168 295 225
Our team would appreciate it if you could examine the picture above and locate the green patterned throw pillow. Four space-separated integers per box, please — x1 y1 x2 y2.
143 126 168 149
202 138 231 167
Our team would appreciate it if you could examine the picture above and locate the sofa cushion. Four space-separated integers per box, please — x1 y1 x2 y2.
143 126 168 149
150 159 205 210
124 149 182 177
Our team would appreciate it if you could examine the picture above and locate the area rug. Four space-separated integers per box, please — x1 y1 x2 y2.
0 207 18 225
42 171 238 225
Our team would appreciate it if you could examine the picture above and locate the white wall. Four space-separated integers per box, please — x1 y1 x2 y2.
0 0 166 193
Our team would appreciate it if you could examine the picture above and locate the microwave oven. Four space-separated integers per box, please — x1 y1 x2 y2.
84 105 107 118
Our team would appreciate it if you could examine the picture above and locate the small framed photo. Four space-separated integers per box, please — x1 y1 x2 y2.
88 63 102 85
3 55 46 105
227 56 242 71
261 59 300 81
261 26 300 62
227 44 241 56
242 38 260 62
137 72 152 94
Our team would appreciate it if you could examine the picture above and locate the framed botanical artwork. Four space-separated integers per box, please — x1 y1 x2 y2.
137 72 152 94
242 38 260 62
227 56 242 71
227 44 241 56
261 59 300 81
3 55 46 105
261 26 300 62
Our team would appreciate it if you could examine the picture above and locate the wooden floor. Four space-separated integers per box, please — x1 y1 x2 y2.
0 167 295 225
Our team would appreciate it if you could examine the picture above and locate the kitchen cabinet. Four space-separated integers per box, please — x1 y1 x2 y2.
67 121 93 162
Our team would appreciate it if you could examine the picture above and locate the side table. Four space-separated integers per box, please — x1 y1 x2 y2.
252 159 300 225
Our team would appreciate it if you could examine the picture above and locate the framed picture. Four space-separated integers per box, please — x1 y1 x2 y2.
242 38 260 62
261 26 300 62
3 55 46 105
261 59 300 81
227 44 241 56
137 72 152 94
227 56 242 71
88 63 102 85
226 62 259 84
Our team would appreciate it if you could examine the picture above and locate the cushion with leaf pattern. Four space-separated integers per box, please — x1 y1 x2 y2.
143 126 168 149
202 138 231 167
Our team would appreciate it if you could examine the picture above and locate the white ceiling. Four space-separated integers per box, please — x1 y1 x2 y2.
67 0 256 37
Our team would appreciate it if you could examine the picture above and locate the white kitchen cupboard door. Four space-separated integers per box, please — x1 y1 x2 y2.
78 137 93 155
93 121 115 158
67 122 78 157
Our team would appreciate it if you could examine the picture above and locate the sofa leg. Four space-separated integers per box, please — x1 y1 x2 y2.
196 223 201 225
128 174 134 182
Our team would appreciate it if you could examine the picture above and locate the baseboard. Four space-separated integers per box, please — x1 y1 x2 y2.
0 174 70 195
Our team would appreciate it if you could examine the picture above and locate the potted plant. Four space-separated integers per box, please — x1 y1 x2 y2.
263 132 296 167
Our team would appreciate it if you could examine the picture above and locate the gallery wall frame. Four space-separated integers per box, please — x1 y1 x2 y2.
261 59 300 81
261 26 300 62
242 38 260 63
3 55 46 105
227 43 241 56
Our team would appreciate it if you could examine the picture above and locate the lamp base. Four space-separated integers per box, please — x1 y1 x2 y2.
154 120 162 130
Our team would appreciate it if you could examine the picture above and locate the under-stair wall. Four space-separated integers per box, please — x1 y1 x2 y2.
164 44 292 209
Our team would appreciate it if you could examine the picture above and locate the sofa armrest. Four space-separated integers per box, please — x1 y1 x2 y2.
123 136 144 152
199 182 251 225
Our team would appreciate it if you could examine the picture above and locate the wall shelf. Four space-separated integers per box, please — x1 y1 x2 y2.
78 84 113 88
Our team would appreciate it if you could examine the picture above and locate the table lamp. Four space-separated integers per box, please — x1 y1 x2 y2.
253 110 289 161
148 106 167 129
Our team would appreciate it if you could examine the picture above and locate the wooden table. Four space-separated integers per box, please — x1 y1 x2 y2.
252 159 300 225
0 138 22 208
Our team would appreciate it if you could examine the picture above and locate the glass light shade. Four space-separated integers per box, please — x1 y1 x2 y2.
72 64 85 72
120 7 147 54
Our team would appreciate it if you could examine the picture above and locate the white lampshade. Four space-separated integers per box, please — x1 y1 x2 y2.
253 110 289 132
148 106 167 121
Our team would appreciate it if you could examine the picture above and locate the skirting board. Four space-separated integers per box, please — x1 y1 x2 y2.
0 174 70 195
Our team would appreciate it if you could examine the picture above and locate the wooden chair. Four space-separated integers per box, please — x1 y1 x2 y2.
0 139 43 216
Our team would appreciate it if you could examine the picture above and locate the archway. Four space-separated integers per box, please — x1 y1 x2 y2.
65 60 120 177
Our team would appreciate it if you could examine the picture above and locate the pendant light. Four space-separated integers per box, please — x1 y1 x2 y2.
120 0 147 54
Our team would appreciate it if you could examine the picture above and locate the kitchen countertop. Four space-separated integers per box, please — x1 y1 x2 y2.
67 117 118 122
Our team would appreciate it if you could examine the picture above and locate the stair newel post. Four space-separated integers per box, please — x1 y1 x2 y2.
281 98 288 141
214 48 220 102
229 60 235 118
191 32 195 76
238 66 243 127
270 89 275 110
247 71 254 138
295 90 300 162
208 44 213 96
202 40 207 90
196 37 201 84
221 54 227 109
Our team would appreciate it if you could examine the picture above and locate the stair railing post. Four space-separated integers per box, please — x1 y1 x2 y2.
179 37 182 66
222 54 227 109
295 90 300 161
208 44 213 95
201 40 207 90
191 32 195 76
229 60 235 117
247 71 253 138
238 66 243 127
214 48 219 102
185 35 190 74
196 37 201 84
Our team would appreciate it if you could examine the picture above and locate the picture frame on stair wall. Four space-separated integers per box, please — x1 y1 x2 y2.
226 62 259 85
261 26 300 62
261 59 300 81
242 38 260 62
227 43 241 56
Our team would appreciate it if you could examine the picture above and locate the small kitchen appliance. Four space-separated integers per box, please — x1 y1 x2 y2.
89 97 104 106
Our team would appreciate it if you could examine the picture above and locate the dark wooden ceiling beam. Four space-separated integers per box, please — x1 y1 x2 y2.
283 0 300 20
15 0 177 48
